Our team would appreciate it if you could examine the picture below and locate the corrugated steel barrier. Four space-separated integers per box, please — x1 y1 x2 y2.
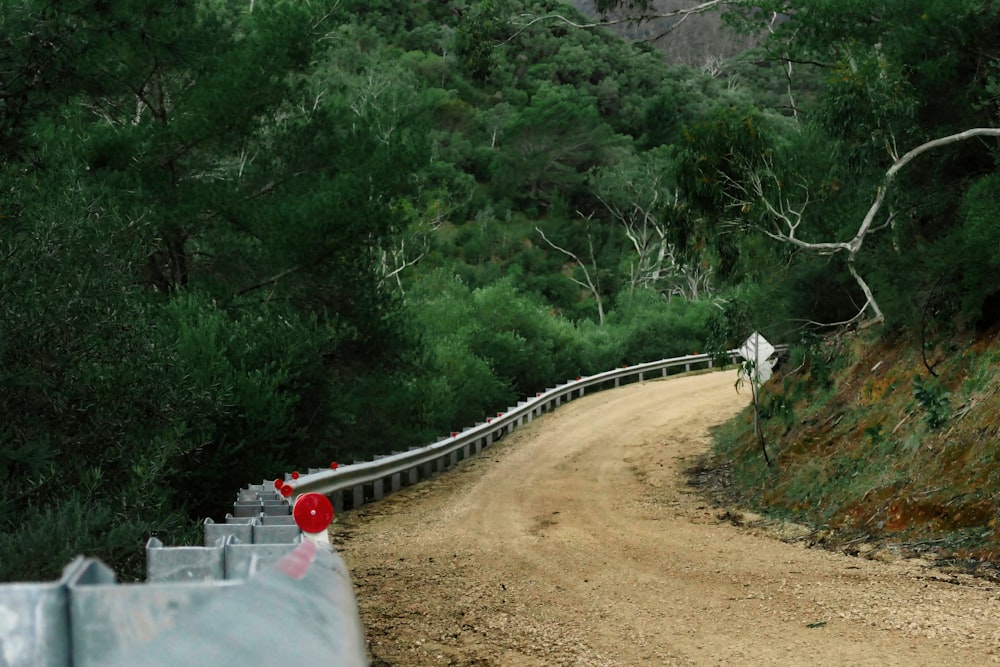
0 348 783 665
0 487 365 667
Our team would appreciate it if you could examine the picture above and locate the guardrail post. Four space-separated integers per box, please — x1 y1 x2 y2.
331 490 345 514
351 485 364 509
0 557 86 667
225 539 301 580
68 559 243 667
232 501 262 518
373 478 384 500
145 537 225 582
204 517 253 546
261 499 290 516
252 523 301 545
390 472 401 492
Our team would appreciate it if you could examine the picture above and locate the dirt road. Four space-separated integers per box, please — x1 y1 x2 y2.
331 371 1000 666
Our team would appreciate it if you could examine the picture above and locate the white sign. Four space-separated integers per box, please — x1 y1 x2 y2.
738 332 776 387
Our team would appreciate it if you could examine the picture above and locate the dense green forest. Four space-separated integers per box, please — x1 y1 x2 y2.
2 0 999 580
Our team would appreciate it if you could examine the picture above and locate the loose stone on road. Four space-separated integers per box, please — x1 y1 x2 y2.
331 371 1000 666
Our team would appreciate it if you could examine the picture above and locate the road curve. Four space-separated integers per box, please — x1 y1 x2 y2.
332 371 1000 666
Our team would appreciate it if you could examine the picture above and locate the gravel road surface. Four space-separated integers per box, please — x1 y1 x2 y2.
331 371 1000 666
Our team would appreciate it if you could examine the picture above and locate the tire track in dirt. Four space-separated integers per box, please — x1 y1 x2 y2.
331 371 1000 666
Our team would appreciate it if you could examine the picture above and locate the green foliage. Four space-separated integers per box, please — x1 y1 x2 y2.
490 83 625 207
608 289 713 363
912 375 951 430
954 173 1000 319
456 0 513 81
411 274 581 405
678 105 772 209
0 488 198 583
814 45 917 166
674 105 787 280
8 0 999 583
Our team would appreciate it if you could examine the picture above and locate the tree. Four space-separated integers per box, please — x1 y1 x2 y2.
590 149 713 300
491 83 623 206
536 217 607 323
0 0 428 578
456 0 514 81
707 0 1000 327
728 128 1000 326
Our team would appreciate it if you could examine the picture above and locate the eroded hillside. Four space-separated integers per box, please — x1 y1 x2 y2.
711 325 1000 577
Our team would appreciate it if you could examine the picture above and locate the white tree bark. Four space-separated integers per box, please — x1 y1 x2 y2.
736 127 1000 326
595 164 711 301
536 223 605 324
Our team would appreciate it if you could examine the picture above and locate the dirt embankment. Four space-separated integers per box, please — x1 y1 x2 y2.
331 371 1000 666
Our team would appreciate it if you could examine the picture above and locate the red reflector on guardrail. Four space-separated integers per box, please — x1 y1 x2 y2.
293 493 334 534
280 483 294 497
291 471 300 480
273 478 283 489
330 462 339 470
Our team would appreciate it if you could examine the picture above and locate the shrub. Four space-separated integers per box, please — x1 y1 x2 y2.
608 289 713 363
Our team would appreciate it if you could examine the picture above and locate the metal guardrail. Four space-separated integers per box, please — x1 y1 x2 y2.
0 347 786 666
101 539 366 667
0 487 364 667
285 348 784 511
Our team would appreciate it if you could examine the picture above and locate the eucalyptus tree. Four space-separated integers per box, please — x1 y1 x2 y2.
590 148 714 301
670 0 1000 328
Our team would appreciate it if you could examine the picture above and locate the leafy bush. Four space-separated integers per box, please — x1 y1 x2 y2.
912 375 951 430
606 289 712 362
409 273 583 416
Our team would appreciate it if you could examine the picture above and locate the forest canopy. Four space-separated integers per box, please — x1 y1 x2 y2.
2 0 998 580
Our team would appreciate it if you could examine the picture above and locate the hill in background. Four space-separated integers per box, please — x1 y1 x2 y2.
569 0 761 67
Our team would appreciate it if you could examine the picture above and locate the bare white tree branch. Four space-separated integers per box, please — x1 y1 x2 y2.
733 127 1000 326
536 221 605 324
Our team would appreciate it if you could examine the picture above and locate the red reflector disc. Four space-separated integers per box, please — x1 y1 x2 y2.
273 478 283 489
291 471 300 480
293 493 334 534
280 483 294 497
